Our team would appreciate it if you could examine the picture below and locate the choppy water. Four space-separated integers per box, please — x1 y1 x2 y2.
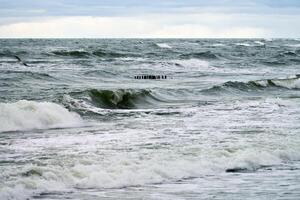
1 39 300 199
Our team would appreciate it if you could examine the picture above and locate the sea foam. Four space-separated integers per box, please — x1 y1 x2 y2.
156 43 172 49
0 100 83 132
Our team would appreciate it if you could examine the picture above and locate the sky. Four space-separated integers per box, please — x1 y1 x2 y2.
0 0 299 38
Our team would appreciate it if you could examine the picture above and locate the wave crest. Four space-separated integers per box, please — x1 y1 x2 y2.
204 75 300 93
88 89 161 109
0 100 83 132
180 51 218 59
51 50 90 58
92 49 125 58
156 43 172 49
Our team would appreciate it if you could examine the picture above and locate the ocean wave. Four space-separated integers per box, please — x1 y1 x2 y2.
51 50 90 58
254 41 265 46
88 89 164 109
286 44 300 47
203 75 300 93
180 51 218 59
170 59 210 70
62 88 175 112
275 51 298 58
62 94 108 116
0 70 54 80
235 43 252 47
1 146 299 199
50 49 132 58
212 43 225 47
83 69 118 77
156 43 172 49
0 100 83 132
0 50 28 58
262 60 286 66
92 49 128 58
116 57 147 62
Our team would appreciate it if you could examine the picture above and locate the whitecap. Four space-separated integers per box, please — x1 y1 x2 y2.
172 59 210 69
235 43 252 47
212 43 225 47
286 44 300 47
0 100 83 132
254 41 265 46
116 57 147 62
156 43 172 49
255 76 300 89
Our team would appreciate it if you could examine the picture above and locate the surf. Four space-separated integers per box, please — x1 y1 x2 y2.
0 100 83 132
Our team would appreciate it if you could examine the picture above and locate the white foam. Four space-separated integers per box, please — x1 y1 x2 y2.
264 38 273 42
212 43 225 47
255 77 300 89
2 97 300 198
0 100 83 132
235 43 252 47
172 59 210 69
117 57 147 62
156 43 172 49
2 145 300 199
271 78 300 89
62 95 111 115
254 41 265 46
286 44 300 47
171 59 233 73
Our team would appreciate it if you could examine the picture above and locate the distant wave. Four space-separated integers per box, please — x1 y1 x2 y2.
0 50 28 57
286 44 300 48
50 49 132 58
0 100 83 132
83 69 118 77
212 43 225 47
235 42 266 47
262 60 287 66
0 70 55 80
235 43 252 47
203 75 300 94
254 41 265 46
170 59 212 72
281 51 298 56
92 49 126 58
156 43 172 49
180 51 218 59
52 50 90 58
262 51 300 65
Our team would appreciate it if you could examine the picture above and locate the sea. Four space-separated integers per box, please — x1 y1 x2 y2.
0 39 300 199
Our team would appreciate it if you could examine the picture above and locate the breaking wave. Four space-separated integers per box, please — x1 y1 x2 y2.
235 43 252 47
50 49 131 58
88 89 165 109
92 49 127 58
0 70 55 80
1 146 299 200
0 100 83 132
204 75 300 93
0 50 28 57
156 43 172 49
51 50 90 58
254 41 265 46
180 51 218 59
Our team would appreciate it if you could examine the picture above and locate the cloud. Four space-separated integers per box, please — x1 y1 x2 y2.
1 0 300 18
0 0 299 38
0 15 268 38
